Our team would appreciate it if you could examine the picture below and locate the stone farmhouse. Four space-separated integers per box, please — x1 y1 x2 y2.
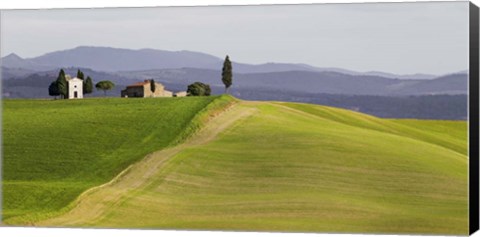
121 80 173 98
67 76 83 99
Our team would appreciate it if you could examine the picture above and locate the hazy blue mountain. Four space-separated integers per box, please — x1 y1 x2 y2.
392 73 468 95
27 46 223 72
1 46 460 79
1 53 53 71
1 67 37 79
2 47 348 73
3 67 133 86
363 71 437 80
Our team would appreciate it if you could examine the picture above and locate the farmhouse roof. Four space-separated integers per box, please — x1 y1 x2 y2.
126 80 165 88
126 80 150 88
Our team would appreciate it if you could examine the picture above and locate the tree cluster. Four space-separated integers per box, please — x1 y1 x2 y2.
77 69 94 95
185 55 233 97
48 69 94 99
49 55 234 99
187 82 211 96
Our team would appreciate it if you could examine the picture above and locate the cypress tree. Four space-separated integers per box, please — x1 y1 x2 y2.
221 55 233 94
84 76 93 95
76 69 84 80
56 69 68 99
150 79 156 97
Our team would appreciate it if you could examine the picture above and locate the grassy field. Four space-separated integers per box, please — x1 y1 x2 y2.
35 100 468 234
2 95 235 223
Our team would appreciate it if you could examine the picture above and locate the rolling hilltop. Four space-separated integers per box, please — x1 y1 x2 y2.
3 96 468 234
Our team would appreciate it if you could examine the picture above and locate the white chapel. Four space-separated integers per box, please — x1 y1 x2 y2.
67 77 83 99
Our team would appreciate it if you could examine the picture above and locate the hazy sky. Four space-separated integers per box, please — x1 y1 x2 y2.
0 2 469 75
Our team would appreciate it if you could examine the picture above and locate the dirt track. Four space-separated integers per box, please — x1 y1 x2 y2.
37 102 257 226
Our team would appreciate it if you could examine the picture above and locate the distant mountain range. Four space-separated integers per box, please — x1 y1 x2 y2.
1 46 464 79
0 46 468 119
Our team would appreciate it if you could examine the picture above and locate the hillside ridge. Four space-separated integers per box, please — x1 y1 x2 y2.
35 100 256 226
32 100 467 233
2 96 235 225
275 102 467 156
3 99 468 234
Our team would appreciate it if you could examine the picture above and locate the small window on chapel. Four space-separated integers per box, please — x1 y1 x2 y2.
74 85 77 88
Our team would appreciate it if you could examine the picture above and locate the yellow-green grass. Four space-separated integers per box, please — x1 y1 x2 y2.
2 95 235 224
42 101 468 234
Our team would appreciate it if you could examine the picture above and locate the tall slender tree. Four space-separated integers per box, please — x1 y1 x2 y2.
83 76 93 95
56 69 68 99
76 69 84 80
150 79 156 97
221 55 233 94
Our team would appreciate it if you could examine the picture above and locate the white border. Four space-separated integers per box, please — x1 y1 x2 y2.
0 0 468 10
0 0 478 237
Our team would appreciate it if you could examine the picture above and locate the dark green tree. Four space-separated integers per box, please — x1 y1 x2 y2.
76 69 84 80
205 84 211 96
56 69 68 99
48 81 60 99
95 80 115 96
150 79 156 96
83 76 93 95
221 55 233 93
187 82 211 96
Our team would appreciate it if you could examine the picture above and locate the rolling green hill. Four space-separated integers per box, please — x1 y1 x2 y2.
31 100 467 234
2 95 235 223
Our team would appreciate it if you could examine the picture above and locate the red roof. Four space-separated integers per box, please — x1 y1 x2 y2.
126 81 149 88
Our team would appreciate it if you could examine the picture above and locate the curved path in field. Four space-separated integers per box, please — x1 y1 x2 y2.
37 102 258 226
35 100 467 234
